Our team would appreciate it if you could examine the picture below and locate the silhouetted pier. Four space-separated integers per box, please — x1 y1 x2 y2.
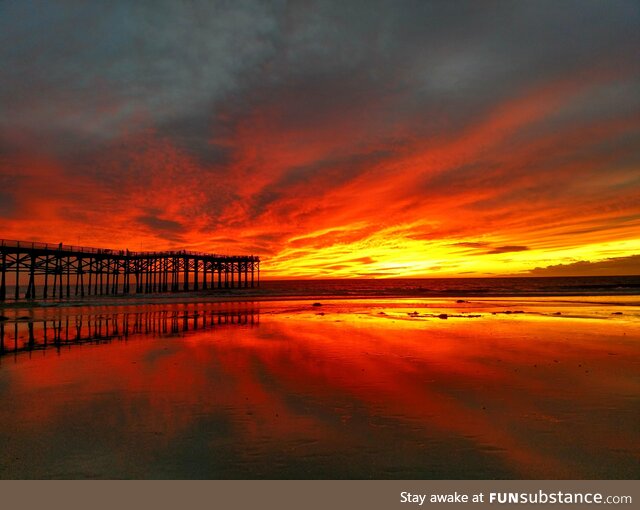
0 239 260 301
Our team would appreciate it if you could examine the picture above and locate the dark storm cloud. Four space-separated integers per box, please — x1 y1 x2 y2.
156 119 234 170
451 242 529 255
529 255 640 276
0 191 16 217
137 212 187 243
0 170 19 217
486 246 530 255
137 215 184 233
3 0 637 154
0 0 281 139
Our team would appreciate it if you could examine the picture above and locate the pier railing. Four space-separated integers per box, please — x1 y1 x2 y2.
0 239 251 259
0 239 260 301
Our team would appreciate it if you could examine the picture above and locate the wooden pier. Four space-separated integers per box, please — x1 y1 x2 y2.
0 239 260 301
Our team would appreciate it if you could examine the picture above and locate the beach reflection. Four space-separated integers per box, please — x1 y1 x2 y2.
0 301 638 479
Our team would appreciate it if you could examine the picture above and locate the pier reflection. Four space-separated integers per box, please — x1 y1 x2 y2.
0 305 259 356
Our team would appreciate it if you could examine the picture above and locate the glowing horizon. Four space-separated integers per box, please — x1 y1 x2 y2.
1 1 638 278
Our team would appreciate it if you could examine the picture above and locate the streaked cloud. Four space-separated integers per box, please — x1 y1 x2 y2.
487 246 530 255
0 0 638 276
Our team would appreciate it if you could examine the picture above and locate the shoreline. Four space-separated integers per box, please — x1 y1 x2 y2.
1 294 638 327
2 290 640 311
0 294 640 312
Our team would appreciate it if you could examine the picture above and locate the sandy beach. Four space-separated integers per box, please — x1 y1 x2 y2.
0 296 638 479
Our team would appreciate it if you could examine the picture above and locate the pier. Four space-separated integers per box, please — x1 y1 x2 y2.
0 239 260 301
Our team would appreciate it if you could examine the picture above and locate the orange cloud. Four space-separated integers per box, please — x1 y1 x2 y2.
1 61 638 277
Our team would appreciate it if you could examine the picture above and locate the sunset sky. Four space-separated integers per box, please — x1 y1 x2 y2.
1 0 638 278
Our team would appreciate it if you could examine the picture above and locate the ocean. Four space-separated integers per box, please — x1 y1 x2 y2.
259 275 640 298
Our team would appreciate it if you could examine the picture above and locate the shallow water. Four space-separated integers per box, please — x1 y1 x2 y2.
0 298 638 479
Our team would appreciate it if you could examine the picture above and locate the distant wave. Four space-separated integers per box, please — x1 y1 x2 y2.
259 276 640 298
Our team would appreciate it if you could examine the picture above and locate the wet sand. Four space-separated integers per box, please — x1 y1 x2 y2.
0 297 638 479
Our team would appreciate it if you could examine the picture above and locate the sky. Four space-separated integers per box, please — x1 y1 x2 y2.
0 0 639 278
